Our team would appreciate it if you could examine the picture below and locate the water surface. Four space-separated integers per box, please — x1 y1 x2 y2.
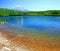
0 16 60 51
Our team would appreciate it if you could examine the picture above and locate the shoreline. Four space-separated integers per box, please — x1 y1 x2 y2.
0 31 31 51
0 29 60 51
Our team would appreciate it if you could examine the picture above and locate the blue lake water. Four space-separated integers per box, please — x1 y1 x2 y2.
0 16 60 37
0 16 60 29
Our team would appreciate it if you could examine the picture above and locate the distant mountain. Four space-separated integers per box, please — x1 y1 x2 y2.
14 6 29 12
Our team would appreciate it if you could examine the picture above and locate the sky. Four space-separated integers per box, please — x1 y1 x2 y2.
0 0 60 11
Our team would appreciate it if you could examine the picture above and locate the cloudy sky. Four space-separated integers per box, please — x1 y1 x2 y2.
0 0 60 11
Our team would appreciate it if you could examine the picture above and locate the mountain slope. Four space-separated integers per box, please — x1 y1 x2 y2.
14 6 28 12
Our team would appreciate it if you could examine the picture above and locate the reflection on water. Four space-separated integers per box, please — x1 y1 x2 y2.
0 16 60 51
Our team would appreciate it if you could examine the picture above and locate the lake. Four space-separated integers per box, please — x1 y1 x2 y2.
0 16 60 34
0 16 60 51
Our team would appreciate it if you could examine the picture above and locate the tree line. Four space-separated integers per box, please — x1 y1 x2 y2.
0 8 60 16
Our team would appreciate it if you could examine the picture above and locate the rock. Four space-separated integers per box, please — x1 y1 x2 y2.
0 22 7 24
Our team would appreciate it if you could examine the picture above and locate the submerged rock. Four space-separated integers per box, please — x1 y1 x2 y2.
0 22 7 24
0 32 31 51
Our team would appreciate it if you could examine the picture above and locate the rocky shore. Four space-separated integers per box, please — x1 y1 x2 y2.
0 32 31 51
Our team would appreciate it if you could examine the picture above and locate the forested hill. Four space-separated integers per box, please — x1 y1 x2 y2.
0 8 60 16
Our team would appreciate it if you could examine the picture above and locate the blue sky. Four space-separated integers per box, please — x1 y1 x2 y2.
0 0 60 11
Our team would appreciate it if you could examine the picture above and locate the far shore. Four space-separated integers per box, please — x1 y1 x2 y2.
0 8 60 16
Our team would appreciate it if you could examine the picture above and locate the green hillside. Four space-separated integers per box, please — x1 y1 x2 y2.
0 8 60 16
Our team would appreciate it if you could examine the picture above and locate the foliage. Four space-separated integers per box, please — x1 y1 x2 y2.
0 8 60 16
